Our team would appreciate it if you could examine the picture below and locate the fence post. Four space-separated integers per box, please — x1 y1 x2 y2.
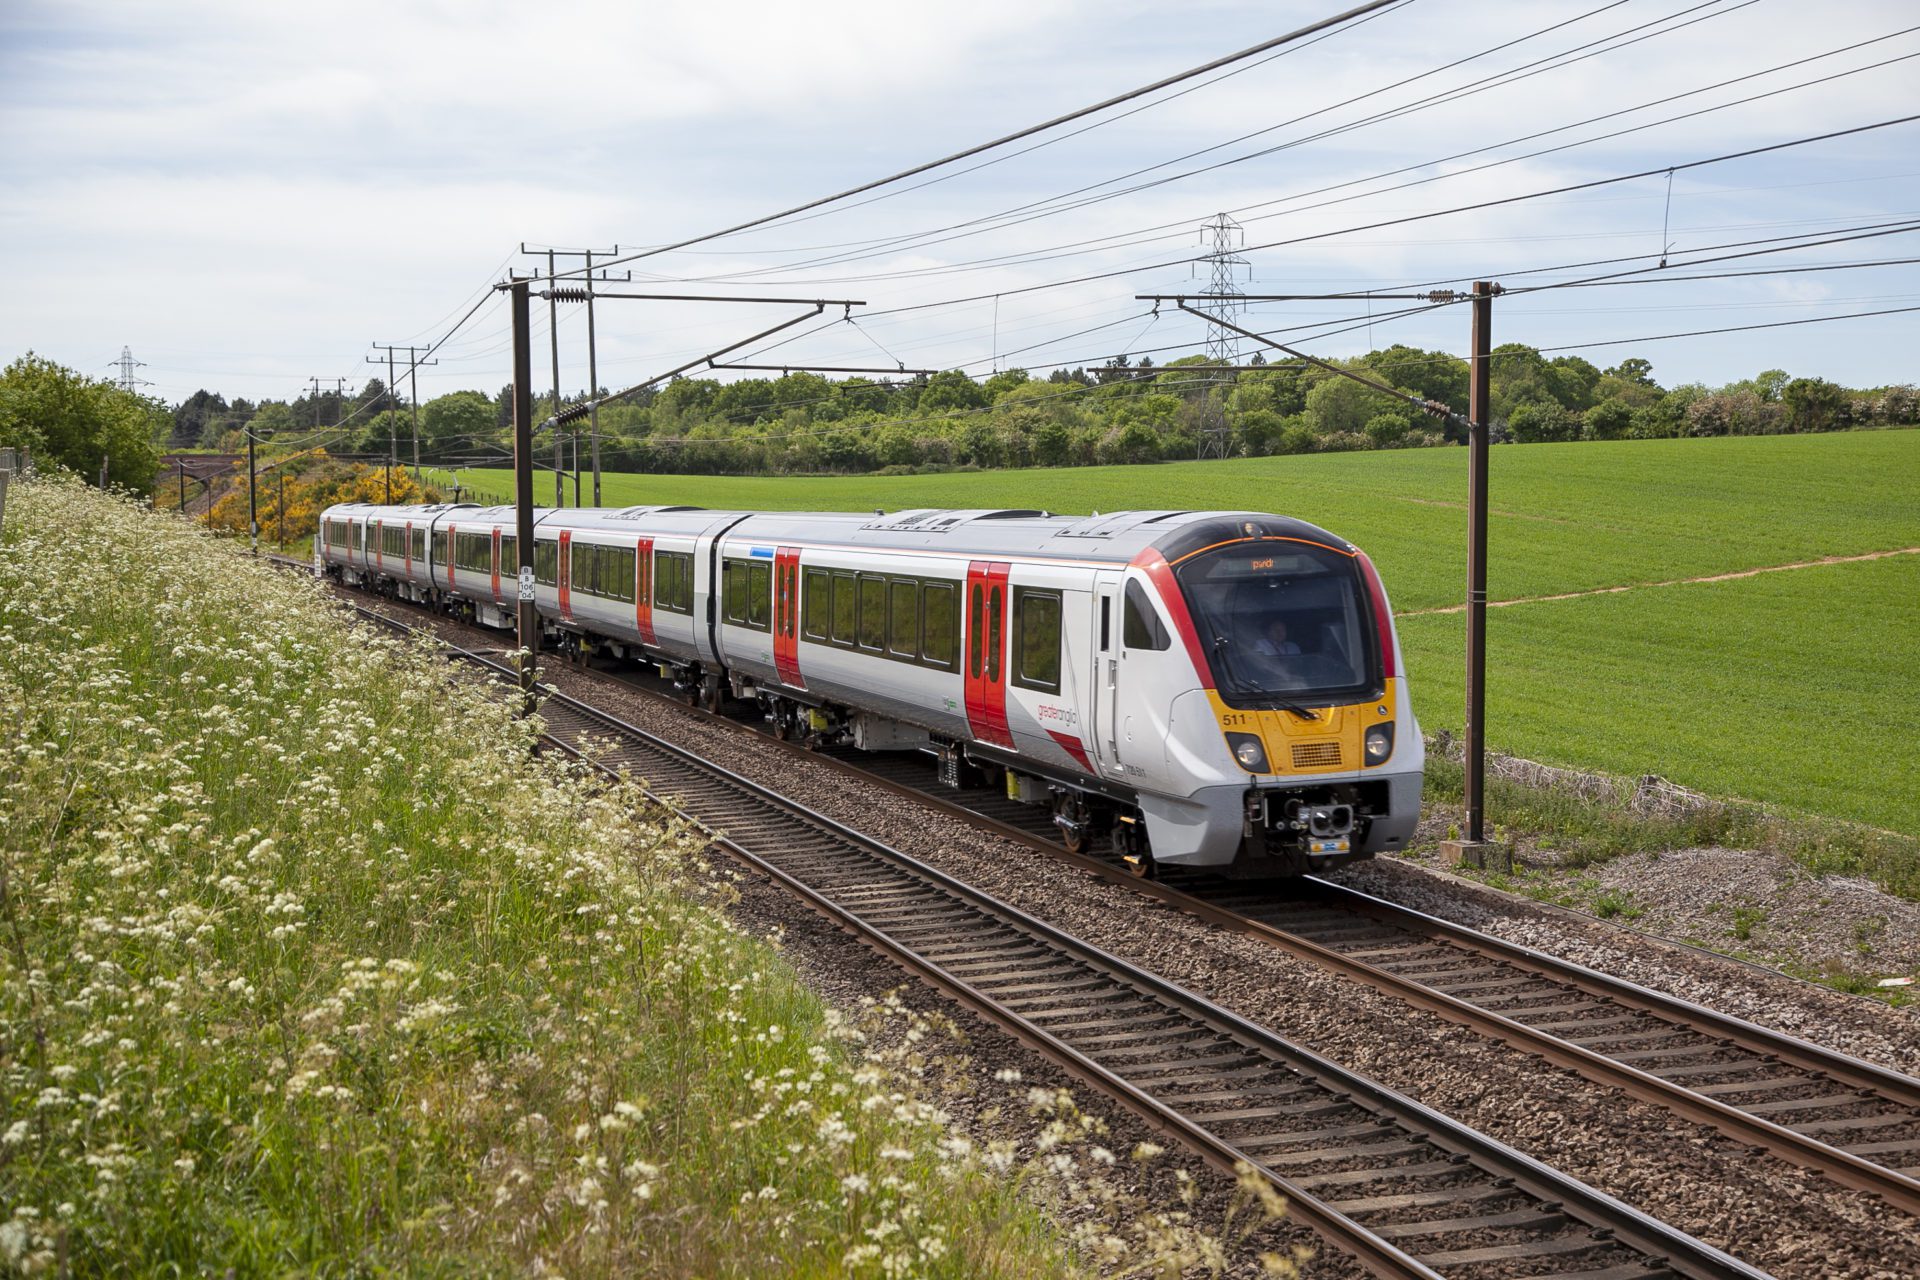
0 447 14 531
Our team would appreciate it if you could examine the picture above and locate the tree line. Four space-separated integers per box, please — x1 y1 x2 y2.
3 343 1913 497
226 348 1915 477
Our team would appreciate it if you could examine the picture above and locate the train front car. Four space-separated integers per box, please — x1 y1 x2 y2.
1125 514 1420 876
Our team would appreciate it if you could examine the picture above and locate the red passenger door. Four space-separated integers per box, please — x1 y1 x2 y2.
963 560 1013 749
772 546 805 689
490 528 502 601
445 523 456 588
558 529 573 619
373 519 384 572
404 520 414 576
634 536 655 645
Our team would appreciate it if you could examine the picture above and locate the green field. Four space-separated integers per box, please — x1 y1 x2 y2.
465 431 1920 833
1401 553 1920 835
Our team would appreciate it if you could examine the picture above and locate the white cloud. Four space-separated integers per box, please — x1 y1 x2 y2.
2 0 1917 399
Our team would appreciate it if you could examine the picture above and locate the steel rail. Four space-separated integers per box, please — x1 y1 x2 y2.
527 684 1764 1280
341 597 1764 1279
312 572 1920 1221
796 730 1920 1216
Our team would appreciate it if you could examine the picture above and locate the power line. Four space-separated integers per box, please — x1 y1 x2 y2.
719 28 1920 291
661 2 1421 255
563 1 1404 278
856 111 1920 319
698 0 1731 282
1533 302 1920 353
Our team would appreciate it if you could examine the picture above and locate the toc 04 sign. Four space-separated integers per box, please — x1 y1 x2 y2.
519 566 536 601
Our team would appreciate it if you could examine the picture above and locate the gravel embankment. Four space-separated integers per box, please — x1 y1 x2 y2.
345 595 1920 1278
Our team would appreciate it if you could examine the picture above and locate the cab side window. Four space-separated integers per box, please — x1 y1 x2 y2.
1123 579 1170 651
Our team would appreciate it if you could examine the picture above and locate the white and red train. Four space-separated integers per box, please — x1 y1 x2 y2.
318 501 1422 876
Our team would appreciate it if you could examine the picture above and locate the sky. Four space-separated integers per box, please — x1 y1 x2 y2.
2 0 1917 410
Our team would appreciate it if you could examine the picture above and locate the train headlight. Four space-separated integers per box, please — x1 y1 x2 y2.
1364 722 1395 765
1226 732 1268 773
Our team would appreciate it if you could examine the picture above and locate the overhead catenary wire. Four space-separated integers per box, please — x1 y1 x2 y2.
659 1 1423 256
716 31 1920 292
554 0 1406 280
696 0 1747 282
854 111 1920 320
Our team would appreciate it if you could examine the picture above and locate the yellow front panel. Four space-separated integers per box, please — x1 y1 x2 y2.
1210 679 1397 776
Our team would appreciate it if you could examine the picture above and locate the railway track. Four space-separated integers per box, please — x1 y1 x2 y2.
343 598 1763 1279
315 568 1920 1222
803 733 1920 1218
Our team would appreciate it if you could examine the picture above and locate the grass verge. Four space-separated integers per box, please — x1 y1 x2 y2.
1 478 1156 1276
1407 749 1919 1005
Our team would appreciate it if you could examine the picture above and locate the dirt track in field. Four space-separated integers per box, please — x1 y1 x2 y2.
1396 545 1920 617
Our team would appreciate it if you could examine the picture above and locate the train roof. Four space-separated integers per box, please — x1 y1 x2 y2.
318 501 1361 562
319 501 481 518
720 508 1357 563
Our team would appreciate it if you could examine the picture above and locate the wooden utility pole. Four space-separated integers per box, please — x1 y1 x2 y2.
1464 282 1495 847
523 245 628 506
547 250 563 506
247 428 259 553
371 344 439 474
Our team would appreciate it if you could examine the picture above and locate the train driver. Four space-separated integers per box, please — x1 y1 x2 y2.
1253 617 1302 658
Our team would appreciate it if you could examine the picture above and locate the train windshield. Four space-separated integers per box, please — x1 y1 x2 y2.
1173 542 1381 707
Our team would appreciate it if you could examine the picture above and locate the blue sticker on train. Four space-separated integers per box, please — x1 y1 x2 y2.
750 546 775 558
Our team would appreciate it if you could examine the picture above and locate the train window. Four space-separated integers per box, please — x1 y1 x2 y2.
453 532 486 573
831 572 858 645
605 547 635 603
534 538 557 586
573 543 601 598
1013 589 1061 693
1099 597 1111 652
858 575 886 651
431 530 447 564
802 568 830 640
888 580 918 659
747 562 772 630
501 536 517 579
921 582 957 670
411 529 425 561
721 559 770 630
653 551 693 614
722 559 748 622
968 585 983 678
986 585 1004 682
1123 579 1170 651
